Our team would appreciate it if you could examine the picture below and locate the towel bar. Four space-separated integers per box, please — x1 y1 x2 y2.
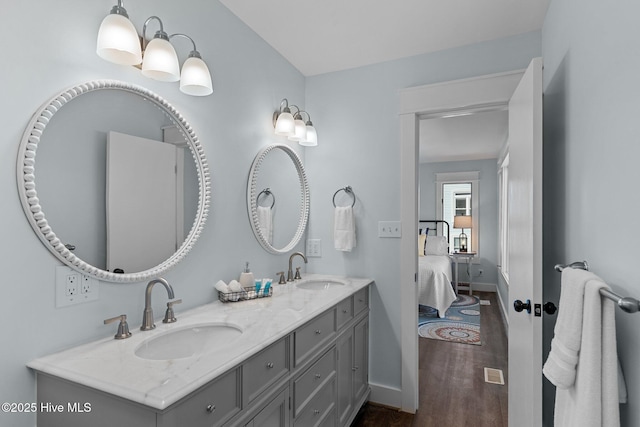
333 186 356 207
555 261 640 313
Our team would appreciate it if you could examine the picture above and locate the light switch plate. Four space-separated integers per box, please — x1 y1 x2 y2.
307 239 322 257
378 221 402 238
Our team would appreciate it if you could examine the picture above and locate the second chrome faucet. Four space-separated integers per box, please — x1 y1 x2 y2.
287 252 308 282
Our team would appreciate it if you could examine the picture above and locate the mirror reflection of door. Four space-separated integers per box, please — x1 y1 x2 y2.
106 131 184 273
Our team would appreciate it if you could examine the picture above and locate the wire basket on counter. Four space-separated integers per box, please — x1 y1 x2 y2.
218 286 273 303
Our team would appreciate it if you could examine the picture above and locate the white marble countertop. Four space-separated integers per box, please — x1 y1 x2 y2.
27 274 372 411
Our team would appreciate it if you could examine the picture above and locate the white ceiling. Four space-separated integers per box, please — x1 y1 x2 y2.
219 0 549 77
219 0 549 162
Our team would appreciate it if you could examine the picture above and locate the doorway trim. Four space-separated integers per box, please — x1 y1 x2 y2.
398 69 525 412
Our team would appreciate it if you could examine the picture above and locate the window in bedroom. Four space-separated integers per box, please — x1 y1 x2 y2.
436 171 479 254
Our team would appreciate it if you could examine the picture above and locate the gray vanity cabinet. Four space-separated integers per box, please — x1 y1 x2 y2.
33 285 370 427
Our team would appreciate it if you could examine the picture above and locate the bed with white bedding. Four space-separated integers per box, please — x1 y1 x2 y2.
418 220 456 317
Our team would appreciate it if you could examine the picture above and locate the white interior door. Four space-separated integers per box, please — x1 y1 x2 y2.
507 57 543 427
106 131 179 273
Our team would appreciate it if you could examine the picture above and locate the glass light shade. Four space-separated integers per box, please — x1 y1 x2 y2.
299 125 318 146
274 112 295 136
97 14 142 65
288 118 307 141
180 56 213 96
141 38 180 82
459 232 468 252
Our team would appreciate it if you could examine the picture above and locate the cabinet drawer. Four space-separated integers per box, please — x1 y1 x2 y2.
294 379 335 427
243 336 290 406
293 347 336 416
159 368 240 427
294 308 336 367
336 298 353 330
354 288 368 316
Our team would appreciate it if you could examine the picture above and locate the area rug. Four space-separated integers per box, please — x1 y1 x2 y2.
418 294 481 345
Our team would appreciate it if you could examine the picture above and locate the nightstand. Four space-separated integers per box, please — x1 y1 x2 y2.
450 252 476 295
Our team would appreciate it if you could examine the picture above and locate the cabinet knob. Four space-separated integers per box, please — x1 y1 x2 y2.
313 409 320 415
315 373 321 379
266 362 274 369
315 329 322 335
342 309 348 314
206 404 216 413
352 366 359 371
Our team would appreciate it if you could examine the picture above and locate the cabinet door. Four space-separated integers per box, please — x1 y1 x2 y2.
336 329 354 426
353 317 369 402
248 388 290 427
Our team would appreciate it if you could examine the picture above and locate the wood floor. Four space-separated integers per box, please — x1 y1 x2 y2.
351 291 508 427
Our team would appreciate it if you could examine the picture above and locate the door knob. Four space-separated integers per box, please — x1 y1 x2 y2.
513 299 531 314
543 301 558 315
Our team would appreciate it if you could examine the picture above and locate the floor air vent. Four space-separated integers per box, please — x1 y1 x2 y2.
484 367 505 385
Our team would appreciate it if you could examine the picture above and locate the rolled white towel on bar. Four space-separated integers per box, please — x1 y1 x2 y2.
543 267 621 427
257 205 273 244
334 206 356 252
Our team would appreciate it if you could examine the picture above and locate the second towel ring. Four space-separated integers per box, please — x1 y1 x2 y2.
257 188 275 208
333 186 356 207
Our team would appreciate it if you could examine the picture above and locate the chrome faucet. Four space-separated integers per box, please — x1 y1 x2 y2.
287 252 308 281
141 278 175 331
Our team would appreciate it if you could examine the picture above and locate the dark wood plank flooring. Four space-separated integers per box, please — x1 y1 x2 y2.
351 291 508 427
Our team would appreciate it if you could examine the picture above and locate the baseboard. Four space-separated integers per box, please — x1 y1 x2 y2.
368 382 403 409
457 281 497 293
496 286 509 333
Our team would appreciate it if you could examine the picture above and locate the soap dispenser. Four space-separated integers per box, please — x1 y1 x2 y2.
239 262 255 288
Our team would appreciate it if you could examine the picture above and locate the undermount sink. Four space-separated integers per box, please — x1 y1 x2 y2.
135 323 243 360
296 279 348 291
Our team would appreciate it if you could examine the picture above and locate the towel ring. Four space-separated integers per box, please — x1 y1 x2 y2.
333 186 356 207
256 188 275 209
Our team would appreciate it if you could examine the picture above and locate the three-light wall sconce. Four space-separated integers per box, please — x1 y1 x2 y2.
96 0 213 96
273 99 318 147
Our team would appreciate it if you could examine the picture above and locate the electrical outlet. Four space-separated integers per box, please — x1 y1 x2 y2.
80 274 99 296
65 273 79 296
307 239 322 257
56 266 99 307
378 221 402 238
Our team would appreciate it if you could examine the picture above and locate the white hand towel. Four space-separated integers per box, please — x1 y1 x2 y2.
542 268 586 388
544 269 620 427
214 280 230 293
227 279 244 301
257 206 273 244
334 206 356 252
228 280 243 292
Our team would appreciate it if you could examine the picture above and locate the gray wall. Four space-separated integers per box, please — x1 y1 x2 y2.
419 159 499 287
304 33 540 395
542 0 640 425
0 1 305 426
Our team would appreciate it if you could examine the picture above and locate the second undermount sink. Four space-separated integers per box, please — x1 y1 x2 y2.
135 323 243 361
296 279 348 291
